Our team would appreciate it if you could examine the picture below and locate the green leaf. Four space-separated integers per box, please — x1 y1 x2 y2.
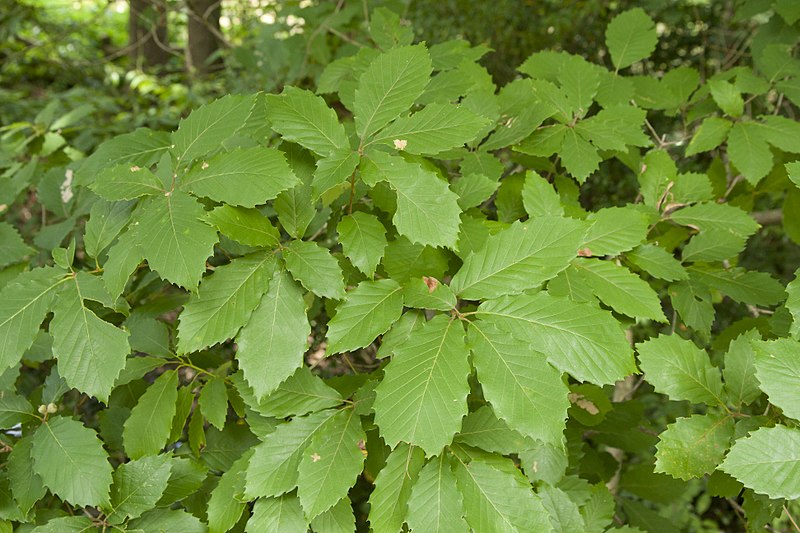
538 485 585 533
687 266 785 306
682 231 746 262
75 128 170 186
128 509 206 533
370 103 490 155
757 115 800 153
670 280 714 340
0 267 65 372
0 222 34 268
325 279 403 355
453 454 551 533
368 443 425 533
362 151 462 248
515 124 567 157
103 228 144 300
787 268 800 339
199 377 229 430
29 516 95 532
354 45 432 140
265 87 350 157
522 171 563 217
454 406 533 455
574 105 649 150
670 202 758 238
721 425 800 500
178 251 276 354
298 409 366 520
247 495 307 533
788 162 800 190
383 236 449 282
406 455 469 533
708 80 743 117
50 273 130 401
181 147 298 207
134 192 218 291
158 457 208 506
275 183 316 239
313 149 360 201
402 277 457 311
625 244 687 281
31 416 113 507
636 335 725 405
752 338 800 419
468 321 569 446
106 454 172 524
245 410 337 499
207 205 280 248
574 258 667 322
123 370 179 459
337 212 387 278
727 121 773 185
309 497 356 533
606 8 658 70
560 129 601 182
654 413 734 480
7 436 46 514
451 173 498 209
84 200 134 258
451 218 587 300
519 442 568 486
236 270 309 400
284 240 346 300
172 94 256 164
477 292 637 385
373 315 470 456
90 164 163 200
547 265 595 303
723 330 762 406
582 207 650 256
558 54 600 116
239 367 342 419
207 449 251 533
685 117 732 156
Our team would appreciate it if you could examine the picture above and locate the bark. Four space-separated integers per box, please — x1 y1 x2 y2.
186 0 223 74
128 0 170 68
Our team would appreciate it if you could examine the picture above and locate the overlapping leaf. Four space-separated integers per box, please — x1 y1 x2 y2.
354 45 432 140
451 217 587 299
134 192 218 290
31 417 113 507
468 321 569 445
722 426 800 500
477 292 637 384
236 270 309 400
325 279 403 355
373 315 471 455
181 147 298 207
178 251 275 353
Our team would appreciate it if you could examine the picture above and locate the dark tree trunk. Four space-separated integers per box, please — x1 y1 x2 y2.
128 0 170 68
186 0 223 74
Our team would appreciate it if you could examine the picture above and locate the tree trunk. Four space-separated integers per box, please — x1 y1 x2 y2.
186 0 223 74
128 0 170 68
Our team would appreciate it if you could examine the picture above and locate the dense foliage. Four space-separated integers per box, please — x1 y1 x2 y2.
2 1 800 532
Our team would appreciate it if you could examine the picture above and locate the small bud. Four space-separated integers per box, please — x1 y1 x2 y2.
38 404 48 415
46 403 58 414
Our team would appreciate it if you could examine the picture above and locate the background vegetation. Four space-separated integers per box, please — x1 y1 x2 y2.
2 0 800 532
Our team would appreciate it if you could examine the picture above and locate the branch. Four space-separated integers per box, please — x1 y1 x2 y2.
752 209 783 226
